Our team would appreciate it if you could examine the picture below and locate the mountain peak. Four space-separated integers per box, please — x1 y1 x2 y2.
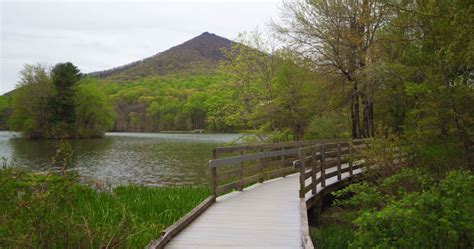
89 32 235 80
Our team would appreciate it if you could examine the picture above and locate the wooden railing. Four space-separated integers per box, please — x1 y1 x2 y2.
295 140 368 200
209 139 351 198
213 139 345 158
209 148 300 198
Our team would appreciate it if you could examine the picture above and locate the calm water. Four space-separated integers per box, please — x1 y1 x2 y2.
0 131 241 186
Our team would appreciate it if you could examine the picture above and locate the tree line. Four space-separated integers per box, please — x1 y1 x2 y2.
8 63 115 138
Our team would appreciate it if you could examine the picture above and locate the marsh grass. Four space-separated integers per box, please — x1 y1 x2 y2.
0 167 209 248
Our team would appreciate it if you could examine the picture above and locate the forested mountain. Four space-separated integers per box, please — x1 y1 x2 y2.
89 32 234 81
87 32 240 132
1 32 241 133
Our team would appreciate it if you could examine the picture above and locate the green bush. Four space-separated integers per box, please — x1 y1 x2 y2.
336 170 474 248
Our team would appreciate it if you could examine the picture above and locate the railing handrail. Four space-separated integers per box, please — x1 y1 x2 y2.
209 139 372 200
213 138 347 155
209 148 300 168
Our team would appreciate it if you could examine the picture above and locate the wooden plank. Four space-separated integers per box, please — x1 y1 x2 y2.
210 148 299 168
214 139 344 154
324 142 349 150
238 150 244 191
304 170 312 180
337 143 342 181
241 174 261 187
320 145 326 188
245 163 262 176
300 198 314 249
212 148 217 159
165 175 303 249
148 196 215 249
299 148 305 198
324 158 340 168
265 166 295 179
216 181 240 195
325 170 338 179
219 167 242 181
349 145 353 179
311 148 317 195
303 184 312 195
210 166 217 199
324 147 350 158
339 165 351 174
265 157 297 168
294 155 341 169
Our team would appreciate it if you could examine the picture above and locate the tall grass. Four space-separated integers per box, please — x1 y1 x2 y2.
310 225 354 249
0 167 209 248
309 207 356 249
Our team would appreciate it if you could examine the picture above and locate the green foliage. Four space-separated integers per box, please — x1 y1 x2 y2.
372 0 474 168
0 167 209 248
305 115 350 139
94 74 230 132
310 224 354 249
75 79 115 137
0 95 11 129
218 33 317 141
334 169 474 248
8 64 115 138
45 63 82 137
8 64 55 137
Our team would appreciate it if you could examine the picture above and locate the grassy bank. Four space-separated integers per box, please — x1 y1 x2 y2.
0 167 209 248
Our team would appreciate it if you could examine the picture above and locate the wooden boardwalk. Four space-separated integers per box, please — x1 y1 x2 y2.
147 140 379 249
165 164 361 249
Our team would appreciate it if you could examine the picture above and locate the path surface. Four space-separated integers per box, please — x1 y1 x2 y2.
166 174 301 249
165 165 361 249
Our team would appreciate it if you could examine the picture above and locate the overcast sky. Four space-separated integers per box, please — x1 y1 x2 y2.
0 0 282 94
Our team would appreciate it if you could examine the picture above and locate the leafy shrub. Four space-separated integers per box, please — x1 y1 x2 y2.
336 169 474 248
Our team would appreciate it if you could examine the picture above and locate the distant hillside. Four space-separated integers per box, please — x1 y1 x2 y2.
1 32 239 132
89 32 235 81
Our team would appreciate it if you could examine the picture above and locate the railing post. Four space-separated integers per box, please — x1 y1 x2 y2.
212 148 217 160
299 148 305 198
238 149 244 191
259 149 264 183
211 148 217 201
311 147 317 195
337 143 342 181
349 144 353 180
210 165 217 201
320 144 326 188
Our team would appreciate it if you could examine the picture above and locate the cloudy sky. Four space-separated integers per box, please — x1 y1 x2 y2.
0 0 282 94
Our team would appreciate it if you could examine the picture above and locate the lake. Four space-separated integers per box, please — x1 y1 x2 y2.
0 131 241 186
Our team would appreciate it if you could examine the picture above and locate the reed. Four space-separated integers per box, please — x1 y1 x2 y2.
0 167 209 248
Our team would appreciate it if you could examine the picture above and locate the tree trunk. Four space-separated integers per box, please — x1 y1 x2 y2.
351 83 361 139
362 94 373 138
369 100 374 137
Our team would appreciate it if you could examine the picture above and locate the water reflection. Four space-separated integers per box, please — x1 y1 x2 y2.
0 131 240 186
